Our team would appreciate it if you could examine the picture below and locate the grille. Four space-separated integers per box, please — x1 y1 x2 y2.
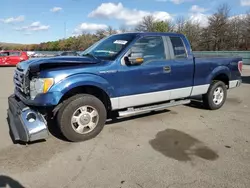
14 68 28 94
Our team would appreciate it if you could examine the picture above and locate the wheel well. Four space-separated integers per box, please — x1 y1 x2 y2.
212 74 229 87
59 86 112 111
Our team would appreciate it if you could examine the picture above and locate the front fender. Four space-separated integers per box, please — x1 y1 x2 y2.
207 66 231 83
50 73 115 102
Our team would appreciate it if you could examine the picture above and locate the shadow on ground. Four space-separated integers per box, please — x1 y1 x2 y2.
186 100 206 110
106 109 169 125
149 129 219 161
242 76 250 84
185 95 207 110
6 105 169 143
49 110 169 141
3 115 72 173
0 175 25 188
47 118 70 142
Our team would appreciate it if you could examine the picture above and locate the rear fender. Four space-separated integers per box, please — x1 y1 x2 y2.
207 66 230 84
49 73 114 103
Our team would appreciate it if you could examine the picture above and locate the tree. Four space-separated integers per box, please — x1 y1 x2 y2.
1 5 250 52
207 3 231 50
175 16 186 33
199 28 212 50
95 29 107 40
228 15 245 50
107 26 117 35
153 21 172 32
135 15 155 32
241 12 250 50
119 25 129 33
182 20 202 50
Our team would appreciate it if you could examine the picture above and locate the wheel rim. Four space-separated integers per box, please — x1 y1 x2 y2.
71 105 99 134
213 86 224 105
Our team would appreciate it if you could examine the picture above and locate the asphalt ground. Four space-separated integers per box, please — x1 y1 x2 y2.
0 66 249 188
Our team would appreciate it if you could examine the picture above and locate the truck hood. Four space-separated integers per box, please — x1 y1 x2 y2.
17 56 100 73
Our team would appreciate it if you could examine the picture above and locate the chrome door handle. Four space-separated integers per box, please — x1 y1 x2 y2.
163 66 171 73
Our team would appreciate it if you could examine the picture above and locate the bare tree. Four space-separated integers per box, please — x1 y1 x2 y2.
2 3 250 52
227 15 245 50
107 26 117 35
182 20 202 50
95 29 107 39
119 25 129 33
207 3 231 50
172 17 202 50
175 16 186 33
135 15 155 32
241 12 250 50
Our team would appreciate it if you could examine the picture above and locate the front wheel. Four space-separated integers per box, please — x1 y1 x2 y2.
57 94 107 142
202 81 227 110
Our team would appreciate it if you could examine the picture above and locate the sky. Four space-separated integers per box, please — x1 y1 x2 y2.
0 0 250 44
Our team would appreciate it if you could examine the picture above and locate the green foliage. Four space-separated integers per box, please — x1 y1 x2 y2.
0 33 101 51
153 21 172 32
1 4 250 51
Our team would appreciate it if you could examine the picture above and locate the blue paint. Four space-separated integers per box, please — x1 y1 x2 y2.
15 32 242 108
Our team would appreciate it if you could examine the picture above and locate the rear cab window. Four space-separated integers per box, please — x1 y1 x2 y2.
169 36 187 59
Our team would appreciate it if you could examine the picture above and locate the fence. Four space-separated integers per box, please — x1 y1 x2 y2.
30 51 250 65
193 51 250 65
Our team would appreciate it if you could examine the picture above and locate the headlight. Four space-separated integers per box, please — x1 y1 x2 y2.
30 78 54 99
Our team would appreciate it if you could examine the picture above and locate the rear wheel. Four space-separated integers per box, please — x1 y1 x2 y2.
202 81 227 110
57 94 107 142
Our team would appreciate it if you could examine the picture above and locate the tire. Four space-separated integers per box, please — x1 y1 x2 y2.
57 94 107 142
202 81 227 110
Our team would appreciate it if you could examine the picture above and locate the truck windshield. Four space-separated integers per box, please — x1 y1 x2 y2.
81 34 137 61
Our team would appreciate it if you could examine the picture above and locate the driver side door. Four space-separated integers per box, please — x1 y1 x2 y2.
118 36 173 109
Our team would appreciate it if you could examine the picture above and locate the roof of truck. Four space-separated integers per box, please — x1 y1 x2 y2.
113 32 185 37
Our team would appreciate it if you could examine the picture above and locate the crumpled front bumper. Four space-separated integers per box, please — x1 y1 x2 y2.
7 94 49 142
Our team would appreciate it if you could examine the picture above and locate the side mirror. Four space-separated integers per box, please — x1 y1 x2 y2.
124 55 144 66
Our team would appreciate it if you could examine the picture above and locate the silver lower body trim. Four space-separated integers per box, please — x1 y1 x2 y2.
111 84 210 110
119 99 191 117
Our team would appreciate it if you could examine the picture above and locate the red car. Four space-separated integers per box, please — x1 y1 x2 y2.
0 50 29 66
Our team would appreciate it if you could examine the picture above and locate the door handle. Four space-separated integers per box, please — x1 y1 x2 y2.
163 66 171 73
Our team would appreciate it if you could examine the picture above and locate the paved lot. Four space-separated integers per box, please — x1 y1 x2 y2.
0 66 250 188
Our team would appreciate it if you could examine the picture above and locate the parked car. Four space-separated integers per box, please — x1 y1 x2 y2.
8 32 242 143
0 50 29 66
56 51 79 56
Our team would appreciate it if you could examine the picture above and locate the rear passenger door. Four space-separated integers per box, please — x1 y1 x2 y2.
165 36 194 100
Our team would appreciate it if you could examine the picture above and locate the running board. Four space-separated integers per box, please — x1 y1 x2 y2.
118 99 191 117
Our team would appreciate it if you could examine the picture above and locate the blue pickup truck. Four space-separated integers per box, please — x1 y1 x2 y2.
8 32 242 143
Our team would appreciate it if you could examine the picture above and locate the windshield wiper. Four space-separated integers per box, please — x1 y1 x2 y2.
82 53 99 61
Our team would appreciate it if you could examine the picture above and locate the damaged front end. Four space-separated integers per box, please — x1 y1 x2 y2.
8 95 49 142
8 56 100 142
8 61 50 143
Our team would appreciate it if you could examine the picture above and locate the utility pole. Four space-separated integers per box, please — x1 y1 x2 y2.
64 21 66 39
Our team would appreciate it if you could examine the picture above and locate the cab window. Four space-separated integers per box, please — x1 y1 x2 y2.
129 36 166 63
169 37 187 58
